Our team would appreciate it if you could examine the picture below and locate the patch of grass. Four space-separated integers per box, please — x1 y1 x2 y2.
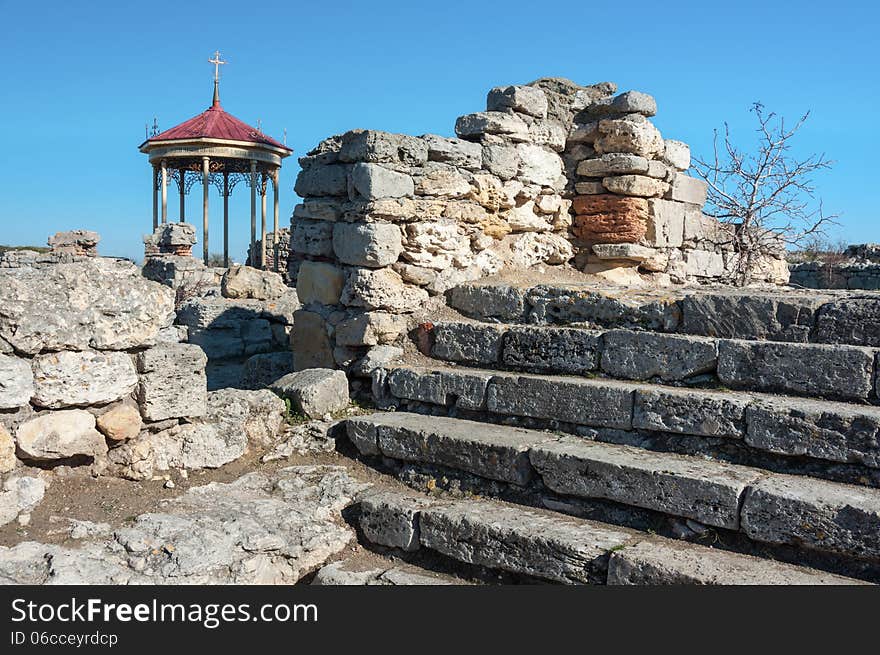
282 398 308 425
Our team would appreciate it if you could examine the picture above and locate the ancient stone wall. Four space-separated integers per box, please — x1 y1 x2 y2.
286 77 788 376
790 244 880 290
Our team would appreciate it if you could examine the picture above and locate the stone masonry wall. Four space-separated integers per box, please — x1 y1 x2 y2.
287 77 787 377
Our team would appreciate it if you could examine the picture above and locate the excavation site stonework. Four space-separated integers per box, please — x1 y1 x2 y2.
2 78 880 586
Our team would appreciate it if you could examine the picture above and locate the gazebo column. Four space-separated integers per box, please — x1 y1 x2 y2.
223 171 229 268
260 173 268 270
250 160 257 265
160 159 168 224
202 157 210 265
272 168 280 272
151 164 158 230
179 169 186 223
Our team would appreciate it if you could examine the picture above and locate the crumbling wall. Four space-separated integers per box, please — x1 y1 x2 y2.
287 77 786 377
790 244 880 290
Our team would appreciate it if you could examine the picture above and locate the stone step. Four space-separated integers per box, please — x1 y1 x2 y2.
376 364 880 471
447 281 880 347
425 320 879 402
311 558 471 585
346 412 880 561
607 537 871 585
355 487 867 585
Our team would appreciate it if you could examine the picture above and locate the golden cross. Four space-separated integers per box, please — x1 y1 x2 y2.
209 50 227 82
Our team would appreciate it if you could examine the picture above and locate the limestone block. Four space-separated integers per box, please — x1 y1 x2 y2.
338 129 428 165
96 404 142 442
481 144 520 180
291 220 334 256
0 475 45 527
683 250 724 278
431 322 504 365
574 181 605 195
814 298 880 347
645 198 686 247
292 198 343 222
718 340 875 400
666 173 708 205
294 164 348 197
386 366 492 411
509 233 574 267
633 387 748 439
572 194 648 243
341 268 429 313
600 331 717 382
487 374 634 429
414 164 472 198
740 475 880 558
240 352 294 390
506 201 551 232
502 326 600 374
349 163 414 200
351 345 403 377
358 490 435 551
577 154 649 177
421 134 483 170
335 312 408 347
455 112 529 141
31 350 137 409
0 354 34 410
447 283 528 322
296 261 345 305
516 143 562 187
221 265 287 301
16 410 107 461
591 243 656 262
594 115 664 158
332 222 402 267
661 140 691 171
270 368 349 419
136 343 208 421
0 424 15 473
610 90 657 116
486 85 548 118
527 120 567 152
530 438 761 529
602 175 669 198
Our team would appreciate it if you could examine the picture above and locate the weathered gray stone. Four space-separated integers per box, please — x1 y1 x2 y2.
414 163 472 198
591 243 656 262
31 350 138 409
0 355 33 410
447 284 526 323
455 112 529 141
420 500 636 583
271 368 349 419
645 198 686 248
431 322 504 365
516 143 562 187
740 474 880 559
221 265 287 300
661 140 691 171
608 537 867 585
680 290 826 342
294 164 348 197
0 259 174 355
0 424 16 473
600 331 717 382
422 134 483 169
526 286 681 331
136 344 208 421
531 437 762 529
293 198 344 222
338 130 428 165
577 154 648 177
356 412 549 485
594 115 664 158
291 220 334 256
481 144 520 180
296 261 345 305
332 222 402 267
341 268 428 313
351 345 403 377
487 374 634 429
609 90 657 116
358 489 435 551
386 366 491 411
603 174 669 198
16 410 107 461
335 312 408 347
349 163 414 200
717 340 874 400
487 85 548 118
814 298 880 347
633 387 748 439
311 560 462 585
174 297 264 329
665 173 707 205
502 326 600 374
746 397 880 468
291 310 334 371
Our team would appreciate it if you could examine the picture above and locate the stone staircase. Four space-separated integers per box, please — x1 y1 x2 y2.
340 281 880 584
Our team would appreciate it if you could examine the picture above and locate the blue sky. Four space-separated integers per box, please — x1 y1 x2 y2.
0 0 877 261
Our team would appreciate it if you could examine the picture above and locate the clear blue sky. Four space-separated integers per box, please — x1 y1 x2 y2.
1 0 877 261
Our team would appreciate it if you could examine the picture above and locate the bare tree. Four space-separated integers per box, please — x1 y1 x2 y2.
692 103 837 285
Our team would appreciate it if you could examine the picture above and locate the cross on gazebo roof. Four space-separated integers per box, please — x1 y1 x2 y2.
209 50 227 107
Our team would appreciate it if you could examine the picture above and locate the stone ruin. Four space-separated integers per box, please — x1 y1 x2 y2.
0 230 100 269
790 243 880 290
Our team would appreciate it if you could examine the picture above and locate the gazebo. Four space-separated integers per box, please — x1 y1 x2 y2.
139 52 292 268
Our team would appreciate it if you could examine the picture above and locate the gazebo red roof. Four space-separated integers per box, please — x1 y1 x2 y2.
146 98 291 151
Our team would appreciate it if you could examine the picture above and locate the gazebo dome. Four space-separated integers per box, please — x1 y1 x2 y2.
139 51 292 269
